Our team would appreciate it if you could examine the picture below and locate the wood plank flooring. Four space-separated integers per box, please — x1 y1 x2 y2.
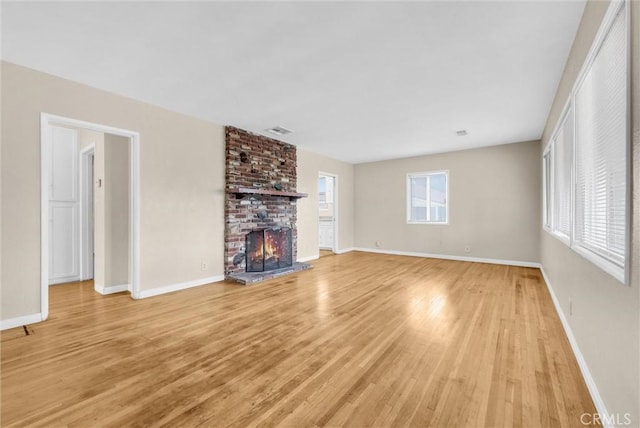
319 249 335 258
1 252 597 427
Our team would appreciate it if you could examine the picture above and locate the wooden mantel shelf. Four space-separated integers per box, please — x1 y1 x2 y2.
227 187 308 199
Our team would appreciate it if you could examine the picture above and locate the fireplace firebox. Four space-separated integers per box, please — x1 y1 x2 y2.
246 227 293 272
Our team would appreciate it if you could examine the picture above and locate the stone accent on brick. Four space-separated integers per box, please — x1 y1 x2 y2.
224 126 299 276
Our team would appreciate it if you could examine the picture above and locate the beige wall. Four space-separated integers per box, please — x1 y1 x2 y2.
103 134 130 287
539 0 639 424
79 128 101 152
93 131 107 289
354 141 541 263
1 61 225 320
297 149 354 259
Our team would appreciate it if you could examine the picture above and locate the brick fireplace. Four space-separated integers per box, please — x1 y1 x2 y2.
224 126 311 283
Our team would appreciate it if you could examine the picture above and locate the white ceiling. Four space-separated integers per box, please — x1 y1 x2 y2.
1 1 585 164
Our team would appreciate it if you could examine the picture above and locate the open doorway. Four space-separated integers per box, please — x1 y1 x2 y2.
40 114 140 320
318 173 337 255
80 144 95 281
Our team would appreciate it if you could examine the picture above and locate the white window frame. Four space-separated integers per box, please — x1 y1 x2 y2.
542 149 553 231
550 104 574 246
406 170 449 225
542 0 630 285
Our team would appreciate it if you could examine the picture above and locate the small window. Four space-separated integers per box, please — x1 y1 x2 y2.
407 171 448 224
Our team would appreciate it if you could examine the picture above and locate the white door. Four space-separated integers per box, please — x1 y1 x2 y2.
49 126 80 285
318 175 335 249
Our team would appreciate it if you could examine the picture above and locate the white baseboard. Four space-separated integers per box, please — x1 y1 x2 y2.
353 247 541 268
94 283 130 295
297 254 319 262
335 247 354 254
1 313 43 331
138 275 225 299
49 276 81 285
539 267 611 427
298 248 354 261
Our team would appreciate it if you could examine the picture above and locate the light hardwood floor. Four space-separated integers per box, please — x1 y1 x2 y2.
319 249 335 258
1 252 597 427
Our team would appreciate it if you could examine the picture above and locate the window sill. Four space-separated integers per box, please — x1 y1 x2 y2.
551 230 571 246
407 221 449 225
543 227 570 246
543 226 627 285
571 244 626 285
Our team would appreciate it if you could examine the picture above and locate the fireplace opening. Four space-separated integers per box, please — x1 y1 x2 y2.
246 227 293 272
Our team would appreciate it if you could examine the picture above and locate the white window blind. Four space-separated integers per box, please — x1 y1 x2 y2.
552 108 573 239
407 172 448 224
574 6 627 271
543 151 552 228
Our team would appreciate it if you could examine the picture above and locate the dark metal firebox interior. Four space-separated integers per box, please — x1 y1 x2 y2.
246 227 293 272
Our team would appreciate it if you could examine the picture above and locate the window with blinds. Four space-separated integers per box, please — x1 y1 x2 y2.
543 1 628 283
574 4 627 280
543 151 552 229
552 108 573 241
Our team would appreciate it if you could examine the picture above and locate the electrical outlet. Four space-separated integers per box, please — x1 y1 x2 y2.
375 240 382 248
464 245 471 253
201 261 208 271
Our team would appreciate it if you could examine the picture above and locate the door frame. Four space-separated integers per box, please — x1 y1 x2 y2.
41 113 141 320
318 171 338 253
79 144 95 281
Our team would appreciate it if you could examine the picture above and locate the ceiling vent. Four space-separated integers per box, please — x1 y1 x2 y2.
265 126 293 136
455 130 468 136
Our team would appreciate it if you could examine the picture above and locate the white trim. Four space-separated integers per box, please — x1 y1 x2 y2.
137 275 224 299
48 276 81 286
1 313 44 331
40 115 50 319
79 144 95 281
548 102 574 243
334 247 354 254
130 133 141 298
539 267 611 428
94 283 130 295
407 220 449 225
41 113 141 316
571 244 625 284
318 171 338 253
550 230 571 247
297 248 354 261
353 247 541 268
542 149 553 230
297 254 319 263
622 0 632 288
